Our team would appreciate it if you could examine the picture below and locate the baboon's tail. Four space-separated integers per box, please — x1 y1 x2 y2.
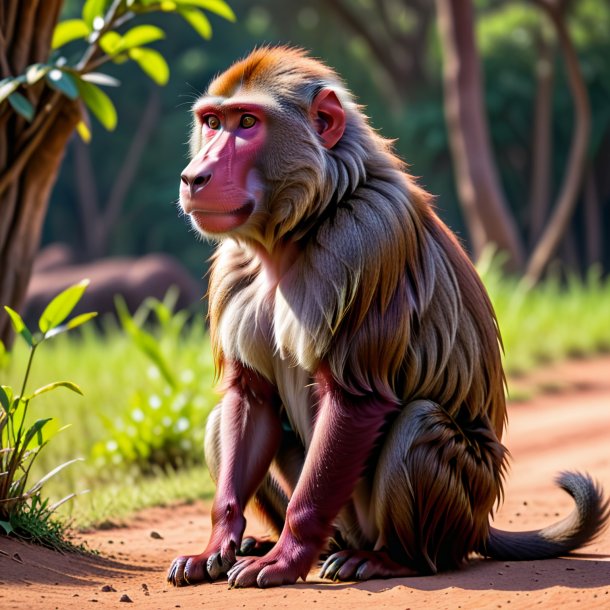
482 471 609 561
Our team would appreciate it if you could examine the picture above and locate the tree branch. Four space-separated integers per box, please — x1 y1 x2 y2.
73 137 102 259
583 166 601 266
321 0 404 101
0 92 68 197
523 1 591 286
10 0 40 74
435 0 525 270
3 1 18 51
100 88 162 254
0 30 11 76
528 21 555 246
32 0 63 64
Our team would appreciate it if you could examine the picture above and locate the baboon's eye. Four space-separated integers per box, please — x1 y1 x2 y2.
204 115 221 130
240 114 257 129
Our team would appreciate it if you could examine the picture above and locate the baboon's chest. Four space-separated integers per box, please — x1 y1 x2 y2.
217 280 316 445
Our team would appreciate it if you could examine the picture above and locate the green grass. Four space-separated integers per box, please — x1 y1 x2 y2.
479 257 610 375
2 266 610 531
66 464 216 530
2 315 218 530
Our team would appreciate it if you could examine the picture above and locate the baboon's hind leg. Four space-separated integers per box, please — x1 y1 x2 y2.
321 399 506 581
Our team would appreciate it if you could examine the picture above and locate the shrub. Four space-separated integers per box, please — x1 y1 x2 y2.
91 289 215 474
0 280 96 549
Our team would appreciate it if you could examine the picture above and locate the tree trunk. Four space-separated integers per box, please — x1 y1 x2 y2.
74 88 161 260
523 1 591 287
583 167 601 267
0 0 80 347
435 0 526 272
528 23 555 247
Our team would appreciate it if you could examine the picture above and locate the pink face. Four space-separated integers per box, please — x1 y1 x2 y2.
180 99 268 235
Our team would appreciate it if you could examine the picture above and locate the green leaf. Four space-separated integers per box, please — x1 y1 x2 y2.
0 385 10 411
74 78 117 131
3 307 33 347
26 458 83 496
67 311 98 330
7 92 34 121
120 25 166 50
0 520 14 535
52 19 91 49
76 119 92 143
83 0 108 30
49 491 86 511
175 0 236 22
115 296 177 388
25 64 51 85
38 279 90 333
44 311 98 339
128 47 169 85
99 31 122 55
81 72 120 87
0 78 19 102
29 381 83 400
24 418 53 448
111 53 130 65
45 69 79 100
177 7 212 39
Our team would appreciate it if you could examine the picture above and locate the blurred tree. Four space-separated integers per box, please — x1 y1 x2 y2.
437 0 593 282
0 1 79 347
475 0 610 274
72 88 161 260
33 0 610 293
0 0 235 346
523 0 591 286
436 0 525 271
319 0 435 107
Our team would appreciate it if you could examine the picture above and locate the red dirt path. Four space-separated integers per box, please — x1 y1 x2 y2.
1 356 610 609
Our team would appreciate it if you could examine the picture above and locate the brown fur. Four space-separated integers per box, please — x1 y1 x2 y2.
168 47 607 588
207 49 506 434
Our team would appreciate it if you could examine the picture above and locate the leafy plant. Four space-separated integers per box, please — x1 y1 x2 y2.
0 0 236 137
91 288 215 473
0 280 97 549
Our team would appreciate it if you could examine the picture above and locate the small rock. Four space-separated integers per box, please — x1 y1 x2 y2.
150 531 163 540
101 585 116 592
12 553 23 563
119 594 133 603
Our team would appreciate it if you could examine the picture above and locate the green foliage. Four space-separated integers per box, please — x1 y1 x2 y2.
0 0 235 129
478 251 610 375
6 494 89 553
0 281 97 549
75 77 118 130
6 92 35 121
91 289 216 474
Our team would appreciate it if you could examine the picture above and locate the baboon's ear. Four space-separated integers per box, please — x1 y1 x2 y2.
310 89 346 149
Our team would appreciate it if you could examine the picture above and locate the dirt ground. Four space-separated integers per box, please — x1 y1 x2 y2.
1 356 610 609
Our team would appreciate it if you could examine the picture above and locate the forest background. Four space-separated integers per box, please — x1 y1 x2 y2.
45 0 610 285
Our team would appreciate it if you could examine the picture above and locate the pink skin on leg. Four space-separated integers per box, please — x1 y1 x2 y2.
226 366 400 588
167 362 282 586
